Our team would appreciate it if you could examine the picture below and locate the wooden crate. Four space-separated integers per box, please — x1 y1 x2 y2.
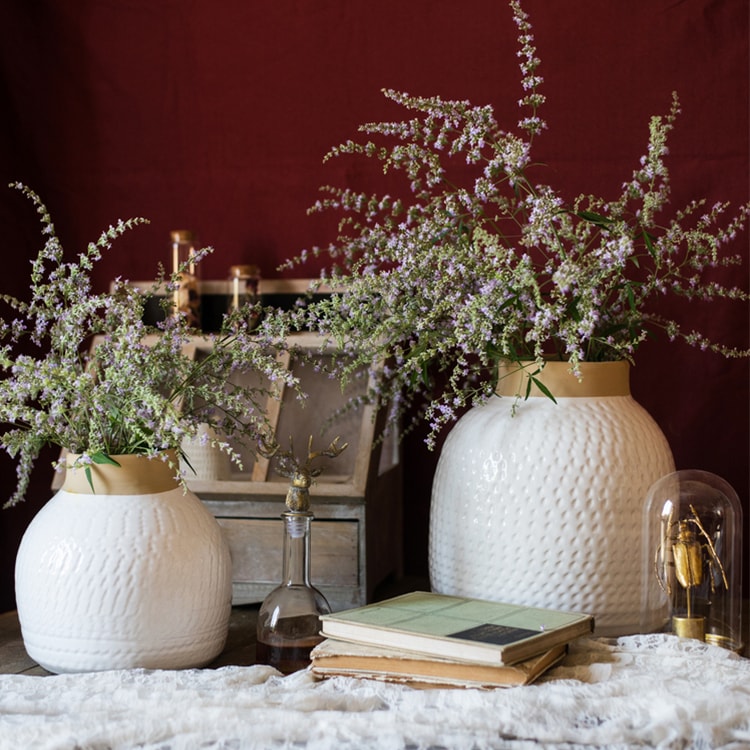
189 330 403 611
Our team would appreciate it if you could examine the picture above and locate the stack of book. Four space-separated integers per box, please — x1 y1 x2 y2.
310 591 594 689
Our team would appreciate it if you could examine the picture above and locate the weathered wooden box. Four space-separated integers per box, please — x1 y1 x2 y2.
187 329 403 611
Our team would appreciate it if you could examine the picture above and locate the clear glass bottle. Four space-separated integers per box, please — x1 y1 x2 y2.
256 511 331 673
228 264 261 311
170 229 201 328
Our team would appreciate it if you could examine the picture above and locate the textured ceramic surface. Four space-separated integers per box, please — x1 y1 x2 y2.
429 367 675 636
15 481 232 673
181 423 231 481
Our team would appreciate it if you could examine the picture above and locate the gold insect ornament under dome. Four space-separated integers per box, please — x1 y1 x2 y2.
641 470 743 653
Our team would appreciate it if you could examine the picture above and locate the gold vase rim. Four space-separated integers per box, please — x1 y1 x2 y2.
496 360 631 398
61 450 180 495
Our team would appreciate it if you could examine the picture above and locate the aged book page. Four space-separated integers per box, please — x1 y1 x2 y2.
311 638 567 688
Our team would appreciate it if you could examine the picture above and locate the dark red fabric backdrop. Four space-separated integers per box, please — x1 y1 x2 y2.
1 0 748 610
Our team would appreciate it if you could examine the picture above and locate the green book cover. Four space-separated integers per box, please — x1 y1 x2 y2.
319 591 594 666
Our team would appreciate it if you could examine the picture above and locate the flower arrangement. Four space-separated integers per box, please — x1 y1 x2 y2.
1 183 296 507
280 0 750 446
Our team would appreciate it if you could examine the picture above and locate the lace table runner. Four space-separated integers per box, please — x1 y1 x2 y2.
1 634 749 750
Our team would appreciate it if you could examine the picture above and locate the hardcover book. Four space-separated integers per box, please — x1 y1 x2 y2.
310 637 567 688
318 591 593 666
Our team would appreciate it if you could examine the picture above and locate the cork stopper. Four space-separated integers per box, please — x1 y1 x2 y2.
229 264 261 279
170 229 195 243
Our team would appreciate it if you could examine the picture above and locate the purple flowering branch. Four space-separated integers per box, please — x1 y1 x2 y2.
277 1 749 446
0 183 298 507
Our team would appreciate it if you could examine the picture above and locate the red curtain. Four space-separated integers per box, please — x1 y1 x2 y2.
0 0 747 608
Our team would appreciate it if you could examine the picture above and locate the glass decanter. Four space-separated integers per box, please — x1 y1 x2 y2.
255 510 331 673
256 436 346 673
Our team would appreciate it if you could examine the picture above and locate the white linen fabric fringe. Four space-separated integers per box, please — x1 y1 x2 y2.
1 633 749 750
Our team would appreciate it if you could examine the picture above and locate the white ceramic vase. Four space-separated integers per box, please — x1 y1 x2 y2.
180 423 231 481
429 360 675 636
15 452 232 673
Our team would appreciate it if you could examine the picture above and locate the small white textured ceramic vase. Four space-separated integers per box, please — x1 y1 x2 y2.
15 452 232 673
180 423 231 481
429 361 675 636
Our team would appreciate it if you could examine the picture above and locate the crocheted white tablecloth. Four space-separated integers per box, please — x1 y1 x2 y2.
1 634 749 750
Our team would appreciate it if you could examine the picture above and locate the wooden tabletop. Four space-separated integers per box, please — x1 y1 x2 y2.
0 605 261 676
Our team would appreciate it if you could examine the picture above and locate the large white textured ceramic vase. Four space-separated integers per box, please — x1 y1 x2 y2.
429 360 675 636
15 451 232 673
